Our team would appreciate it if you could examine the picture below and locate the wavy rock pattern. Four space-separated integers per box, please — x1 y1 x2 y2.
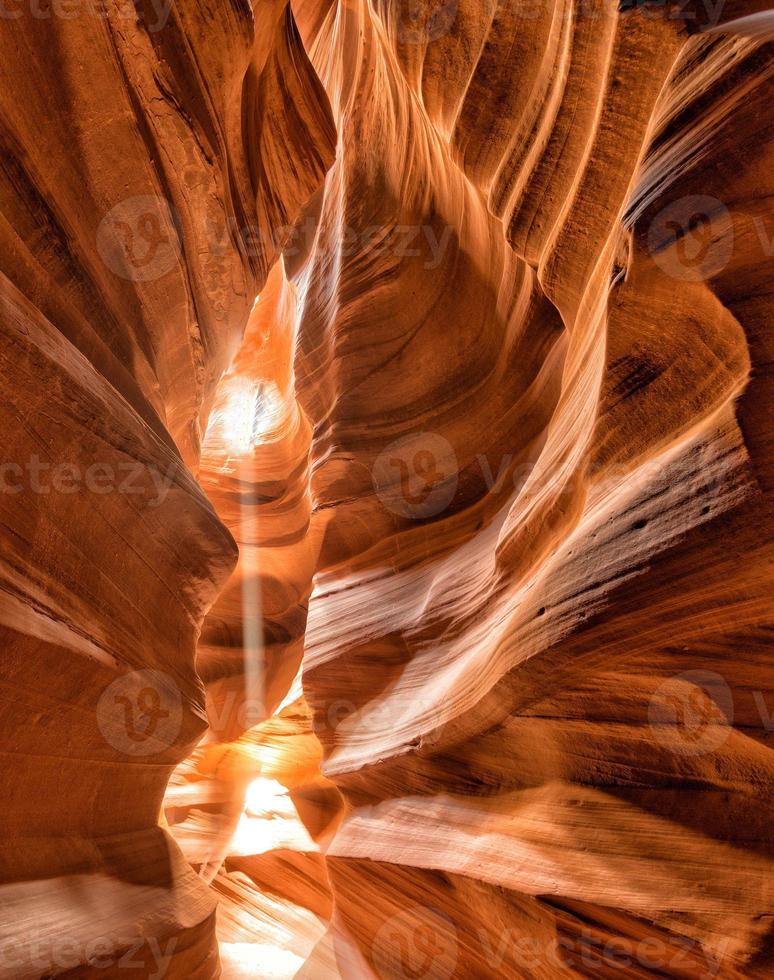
0 1 333 975
294 2 774 976
0 0 772 978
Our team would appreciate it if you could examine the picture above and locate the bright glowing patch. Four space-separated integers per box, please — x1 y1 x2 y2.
218 943 306 979
206 378 284 455
229 777 319 857
245 777 287 818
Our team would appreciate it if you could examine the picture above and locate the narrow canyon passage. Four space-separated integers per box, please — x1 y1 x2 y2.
0 0 773 978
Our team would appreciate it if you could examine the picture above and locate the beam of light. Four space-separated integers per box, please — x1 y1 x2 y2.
202 371 284 724
197 359 289 883
197 480 266 885
241 496 264 727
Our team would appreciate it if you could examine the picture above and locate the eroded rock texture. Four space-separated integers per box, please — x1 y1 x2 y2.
0 0 772 977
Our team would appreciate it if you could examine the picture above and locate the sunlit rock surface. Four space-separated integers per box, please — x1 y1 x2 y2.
0 0 772 977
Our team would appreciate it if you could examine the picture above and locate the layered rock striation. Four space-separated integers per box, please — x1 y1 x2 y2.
0 0 772 977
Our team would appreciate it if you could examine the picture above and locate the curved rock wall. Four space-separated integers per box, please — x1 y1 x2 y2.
0 0 772 977
293 2 774 976
0 1 333 975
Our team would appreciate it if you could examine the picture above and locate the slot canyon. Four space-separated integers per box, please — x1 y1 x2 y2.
0 0 773 976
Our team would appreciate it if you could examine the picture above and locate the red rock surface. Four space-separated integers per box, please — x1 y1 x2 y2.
0 0 772 977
